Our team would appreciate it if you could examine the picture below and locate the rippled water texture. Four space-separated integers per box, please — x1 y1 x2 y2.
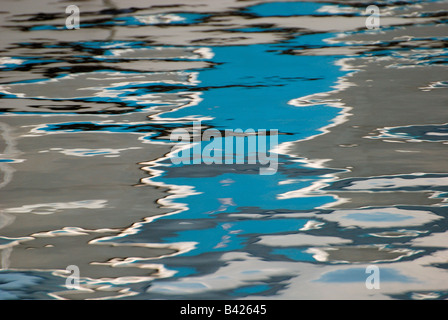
0 0 447 300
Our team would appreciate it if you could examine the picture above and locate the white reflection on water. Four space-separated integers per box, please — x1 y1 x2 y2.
0 71 199 100
344 175 448 190
30 226 117 238
306 245 419 263
42 147 142 158
103 47 214 60
4 200 108 215
323 207 442 229
411 231 448 248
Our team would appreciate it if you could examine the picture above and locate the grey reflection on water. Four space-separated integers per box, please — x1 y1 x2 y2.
0 0 447 300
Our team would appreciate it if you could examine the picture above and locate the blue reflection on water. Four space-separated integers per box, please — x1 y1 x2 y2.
162 45 342 132
245 2 352 17
30 30 350 268
94 36 351 276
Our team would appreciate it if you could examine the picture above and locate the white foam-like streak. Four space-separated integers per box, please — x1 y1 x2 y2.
344 176 448 191
31 226 118 238
0 71 199 100
323 207 442 229
277 58 359 159
104 47 214 60
4 199 108 215
0 57 24 67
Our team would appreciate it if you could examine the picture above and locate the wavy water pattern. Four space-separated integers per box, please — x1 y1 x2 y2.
0 0 447 299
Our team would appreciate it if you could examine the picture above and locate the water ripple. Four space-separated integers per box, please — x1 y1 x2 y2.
0 0 447 300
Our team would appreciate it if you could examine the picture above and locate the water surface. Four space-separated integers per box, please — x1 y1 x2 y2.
0 0 447 299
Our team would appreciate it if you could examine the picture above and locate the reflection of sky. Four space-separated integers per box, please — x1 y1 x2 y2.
140 42 347 260
0 273 42 299
160 44 343 134
112 37 350 264
0 271 62 299
28 34 349 236
156 171 336 218
33 29 352 269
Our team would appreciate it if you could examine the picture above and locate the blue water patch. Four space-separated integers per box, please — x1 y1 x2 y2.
0 271 63 300
0 159 16 163
244 2 347 17
171 267 197 278
159 44 345 135
232 284 271 296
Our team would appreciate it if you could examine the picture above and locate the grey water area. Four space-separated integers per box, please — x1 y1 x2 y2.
0 0 447 300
